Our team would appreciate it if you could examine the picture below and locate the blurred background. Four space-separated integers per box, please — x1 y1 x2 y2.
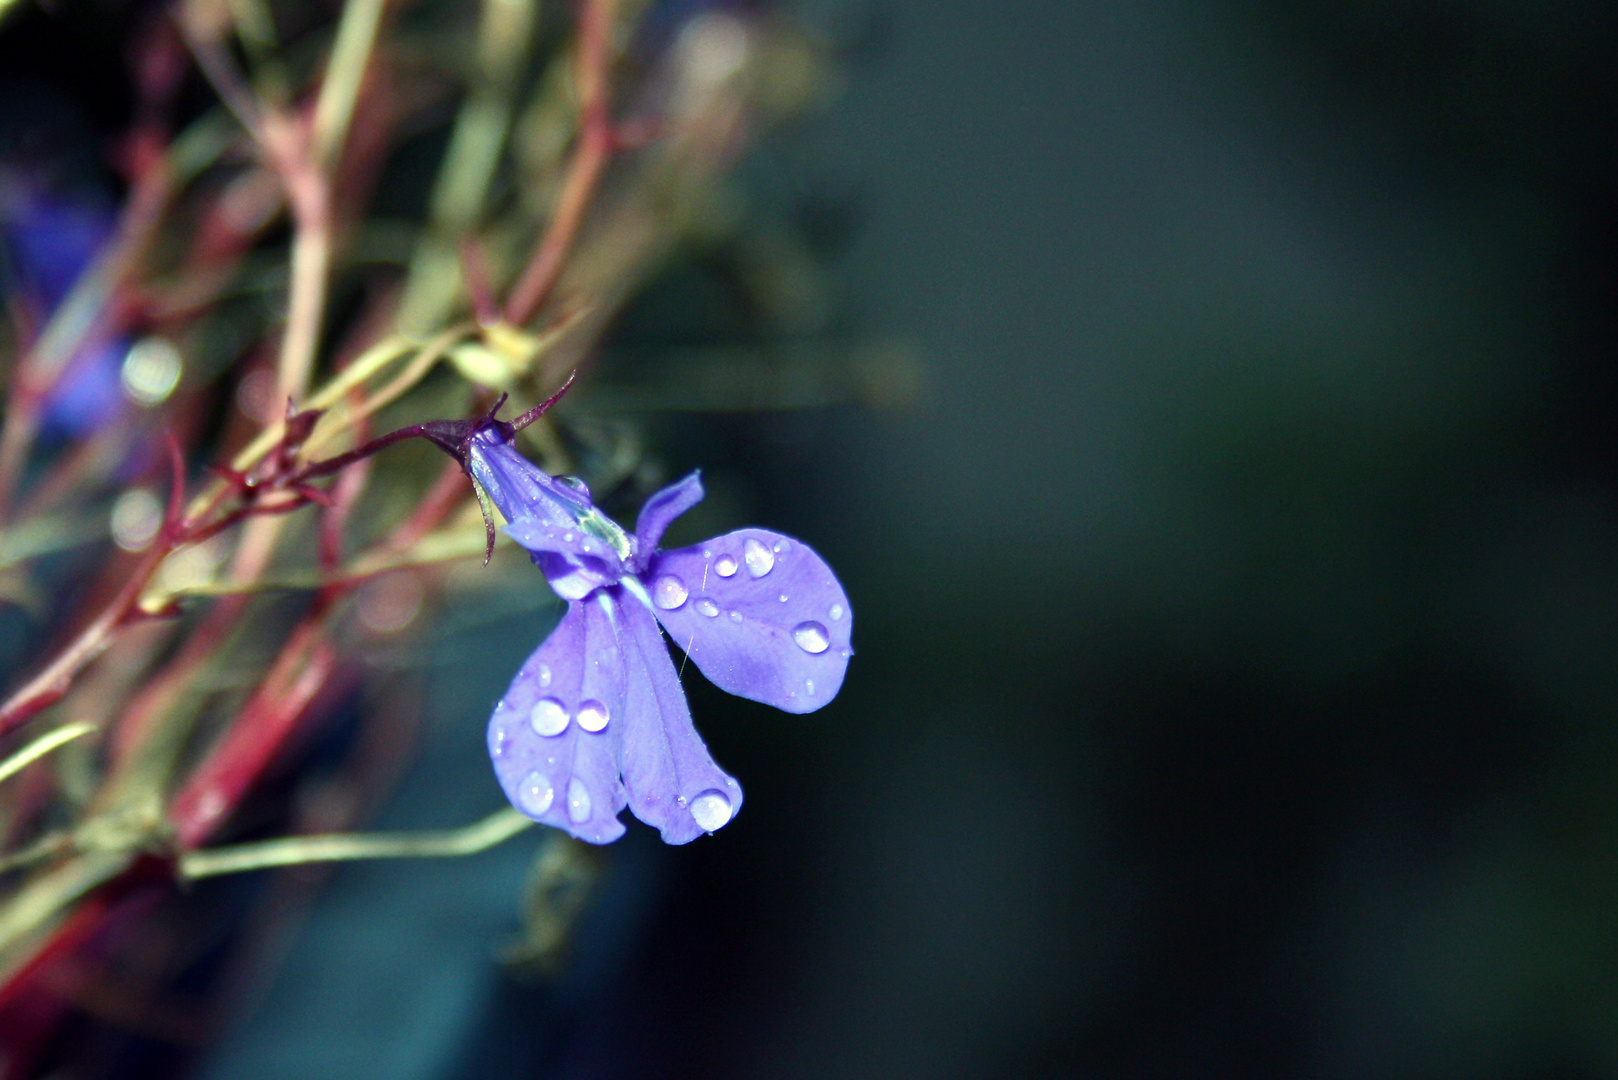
10 0 1618 1076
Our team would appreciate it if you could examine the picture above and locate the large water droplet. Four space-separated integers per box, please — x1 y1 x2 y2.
695 598 720 618
567 777 592 823
530 697 570 736
744 537 775 577
577 699 610 732
715 554 738 577
517 772 554 815
537 663 553 688
689 790 733 831
792 621 830 654
653 574 689 609
828 603 845 622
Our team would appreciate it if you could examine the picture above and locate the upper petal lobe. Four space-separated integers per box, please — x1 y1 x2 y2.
644 530 852 714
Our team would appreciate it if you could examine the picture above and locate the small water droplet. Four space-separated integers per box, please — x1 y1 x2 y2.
489 725 510 757
774 539 790 553
805 678 816 696
695 598 720 617
530 697 570 736
537 664 552 688
577 699 610 732
715 554 738 577
728 610 743 622
559 475 590 496
778 594 789 603
689 790 734 831
517 772 554 815
563 532 575 543
676 795 689 808
792 621 831 654
703 549 713 559
744 537 775 577
653 574 689 609
567 777 592 823
829 603 845 621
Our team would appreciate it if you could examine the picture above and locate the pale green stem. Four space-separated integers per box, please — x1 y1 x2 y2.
0 722 97 787
178 807 535 880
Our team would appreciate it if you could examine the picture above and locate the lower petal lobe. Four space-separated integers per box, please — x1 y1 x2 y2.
615 592 744 844
486 598 628 844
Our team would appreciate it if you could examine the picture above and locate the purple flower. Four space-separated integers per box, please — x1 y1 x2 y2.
446 418 852 844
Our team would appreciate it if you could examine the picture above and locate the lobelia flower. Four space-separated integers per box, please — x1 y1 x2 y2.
420 402 852 844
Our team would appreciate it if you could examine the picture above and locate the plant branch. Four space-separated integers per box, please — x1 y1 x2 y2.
178 807 534 880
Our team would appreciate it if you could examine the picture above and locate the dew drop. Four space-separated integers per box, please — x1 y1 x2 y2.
529 697 570 736
536 664 553 688
829 603 845 622
563 532 575 543
558 475 590 496
517 772 554 815
773 539 790 553
715 554 738 577
695 598 720 618
792 621 831 654
567 777 592 823
489 725 510 757
653 574 689 610
728 610 743 622
689 790 734 831
577 699 610 732
778 594 789 603
744 537 775 577
675 794 689 808
805 678 816 696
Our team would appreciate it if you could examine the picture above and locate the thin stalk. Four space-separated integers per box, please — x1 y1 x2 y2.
179 807 534 880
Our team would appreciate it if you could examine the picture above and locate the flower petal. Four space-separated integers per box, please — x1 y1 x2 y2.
644 530 852 714
634 471 704 564
614 589 744 844
487 599 629 844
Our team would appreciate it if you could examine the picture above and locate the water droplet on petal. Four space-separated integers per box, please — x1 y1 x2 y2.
530 697 570 736
695 598 720 617
563 532 575 543
675 794 689 808
744 537 775 577
773 539 790 553
653 574 689 609
805 678 816 696
792 621 830 654
537 664 553 688
715 554 738 577
518 772 554 815
689 790 733 831
567 777 592 823
489 725 510 757
559 475 590 496
577 699 610 732
728 610 742 622
778 594 788 603
829 603 845 621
